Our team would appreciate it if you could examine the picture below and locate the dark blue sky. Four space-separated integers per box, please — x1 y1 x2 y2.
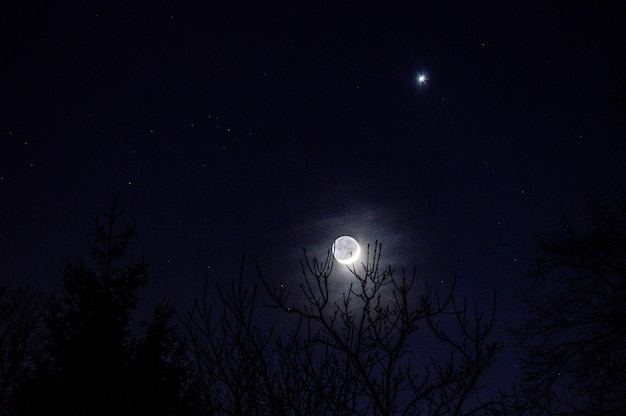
1 0 625 389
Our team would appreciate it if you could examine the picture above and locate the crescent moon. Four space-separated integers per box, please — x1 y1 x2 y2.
332 236 361 264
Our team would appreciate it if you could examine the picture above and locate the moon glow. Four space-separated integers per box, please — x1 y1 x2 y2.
332 236 361 264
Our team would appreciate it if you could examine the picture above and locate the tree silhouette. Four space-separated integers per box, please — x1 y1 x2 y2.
0 284 45 414
11 200 196 416
508 192 626 415
187 243 501 416
127 301 199 415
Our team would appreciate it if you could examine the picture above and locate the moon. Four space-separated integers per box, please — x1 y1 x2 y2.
332 236 361 264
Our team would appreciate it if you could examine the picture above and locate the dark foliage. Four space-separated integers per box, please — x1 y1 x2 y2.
127 301 199 415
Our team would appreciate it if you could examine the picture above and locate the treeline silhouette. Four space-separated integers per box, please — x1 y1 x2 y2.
1 201 195 416
1 193 625 415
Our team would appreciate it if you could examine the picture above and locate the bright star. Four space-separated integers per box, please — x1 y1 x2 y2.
416 73 427 86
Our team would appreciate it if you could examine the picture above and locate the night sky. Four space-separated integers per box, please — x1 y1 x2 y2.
1 1 625 391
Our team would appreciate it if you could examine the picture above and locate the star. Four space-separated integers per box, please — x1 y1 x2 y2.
416 73 428 86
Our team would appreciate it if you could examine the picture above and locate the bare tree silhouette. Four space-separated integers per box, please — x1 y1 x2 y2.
187 243 500 416
0 285 45 414
508 192 626 415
